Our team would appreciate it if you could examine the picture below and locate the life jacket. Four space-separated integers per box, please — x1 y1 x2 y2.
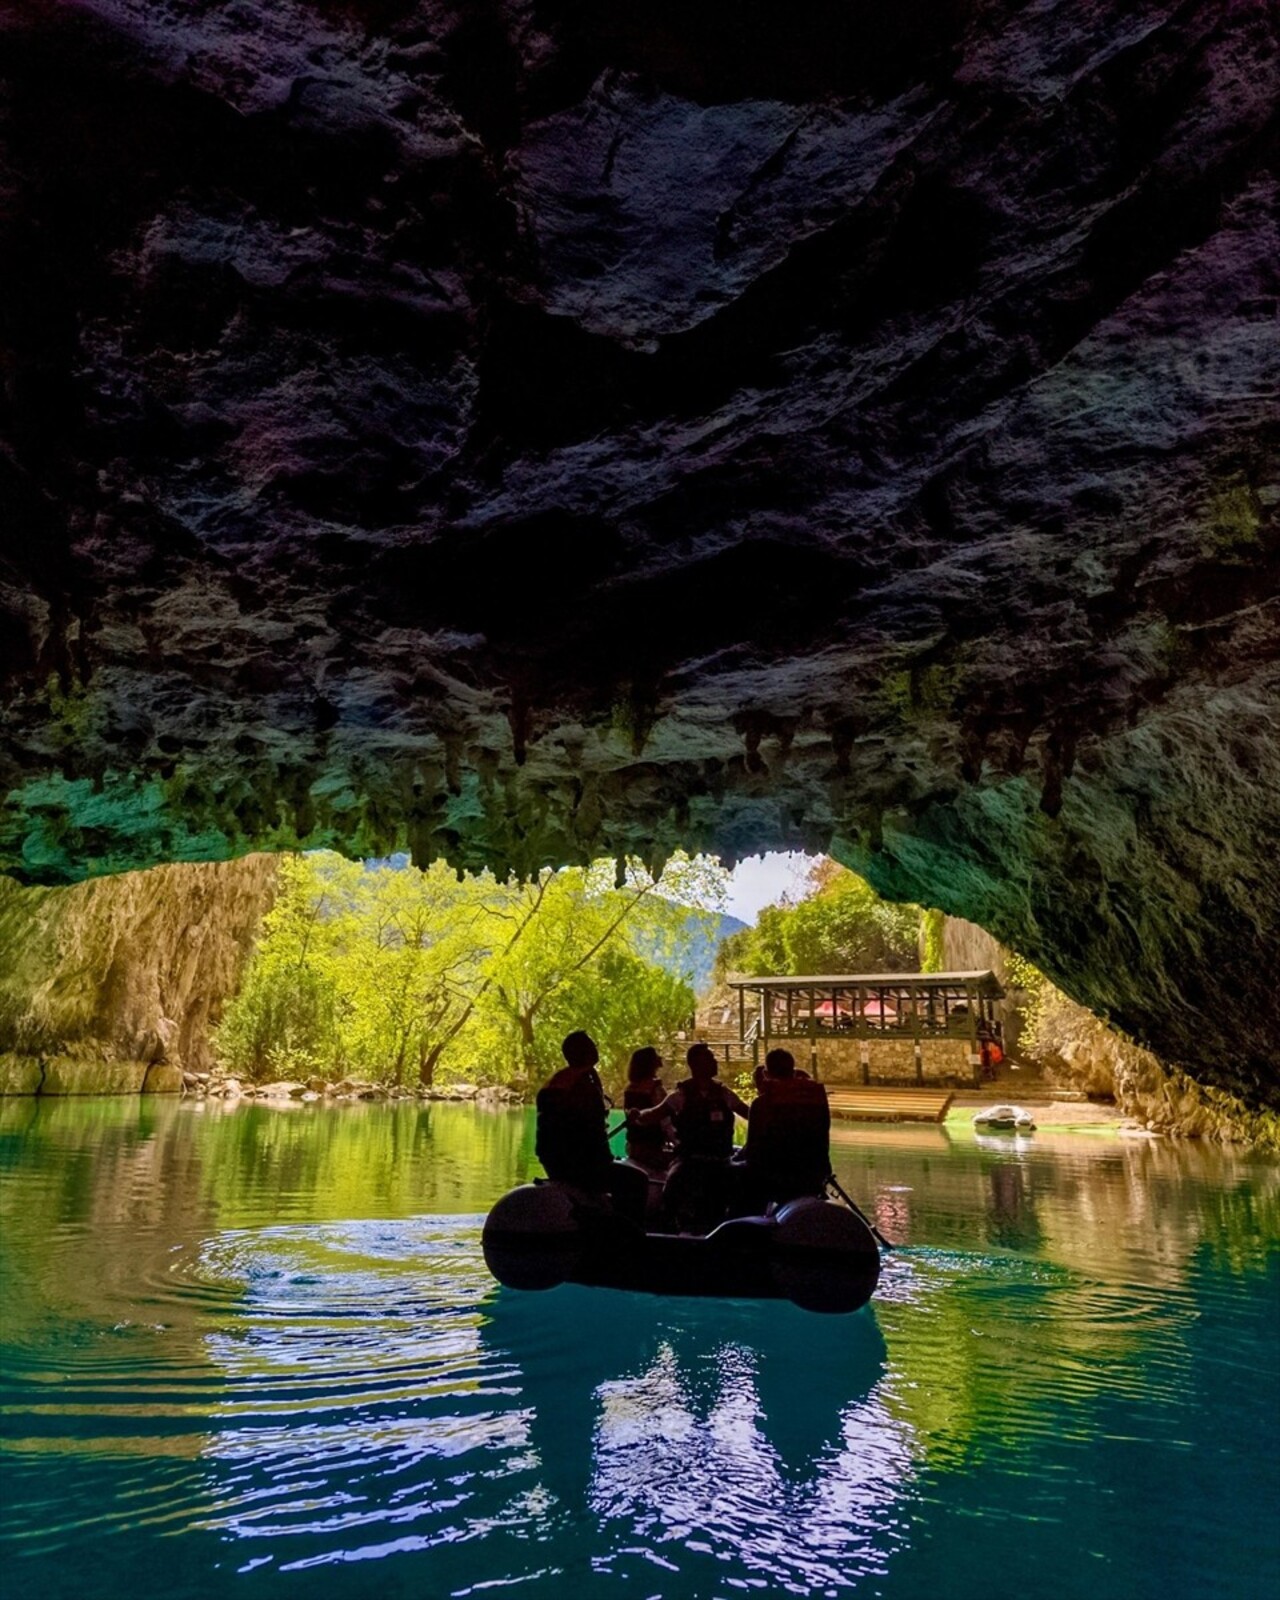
624 1077 667 1159
672 1077 735 1161
535 1066 611 1185
745 1075 831 1197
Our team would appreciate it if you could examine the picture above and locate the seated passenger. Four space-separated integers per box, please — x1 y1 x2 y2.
623 1046 671 1172
741 1047 832 1210
631 1043 750 1231
535 1031 647 1225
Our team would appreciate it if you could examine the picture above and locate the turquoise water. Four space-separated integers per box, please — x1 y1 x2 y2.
1 1099 1276 1599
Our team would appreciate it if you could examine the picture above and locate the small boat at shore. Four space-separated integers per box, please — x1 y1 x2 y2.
482 1181 881 1315
972 1104 1037 1132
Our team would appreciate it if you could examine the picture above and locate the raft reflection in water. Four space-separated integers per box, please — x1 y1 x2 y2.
479 1286 907 1589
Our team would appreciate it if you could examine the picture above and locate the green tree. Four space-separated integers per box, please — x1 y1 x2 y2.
474 855 720 1085
216 851 724 1089
318 855 492 1087
214 854 344 1078
714 861 921 981
779 865 920 972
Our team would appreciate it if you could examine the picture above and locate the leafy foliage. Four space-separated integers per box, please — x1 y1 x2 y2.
216 853 725 1089
714 861 921 979
920 907 946 973
1001 950 1049 1054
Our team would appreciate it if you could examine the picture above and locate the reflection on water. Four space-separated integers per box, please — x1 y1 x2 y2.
1 1099 1277 1599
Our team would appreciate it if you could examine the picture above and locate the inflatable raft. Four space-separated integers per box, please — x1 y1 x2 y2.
482 1182 881 1315
972 1103 1037 1132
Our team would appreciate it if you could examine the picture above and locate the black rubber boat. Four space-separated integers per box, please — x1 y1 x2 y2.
482 1181 881 1315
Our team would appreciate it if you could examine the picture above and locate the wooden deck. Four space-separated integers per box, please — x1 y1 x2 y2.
826 1087 954 1124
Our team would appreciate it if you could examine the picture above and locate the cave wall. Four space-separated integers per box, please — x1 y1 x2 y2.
0 1 1277 1106
0 854 280 1092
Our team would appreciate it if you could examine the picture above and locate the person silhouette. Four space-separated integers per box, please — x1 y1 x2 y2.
623 1046 671 1172
630 1043 749 1230
534 1031 648 1225
739 1047 831 1213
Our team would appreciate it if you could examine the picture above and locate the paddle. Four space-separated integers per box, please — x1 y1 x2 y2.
825 1171 894 1251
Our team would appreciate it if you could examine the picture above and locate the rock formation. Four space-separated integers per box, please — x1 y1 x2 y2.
1 3 1277 1104
0 854 279 1091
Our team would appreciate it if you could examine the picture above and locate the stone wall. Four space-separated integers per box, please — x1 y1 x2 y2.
0 855 280 1093
790 1035 975 1086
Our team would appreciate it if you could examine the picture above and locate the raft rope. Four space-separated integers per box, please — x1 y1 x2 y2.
825 1172 893 1251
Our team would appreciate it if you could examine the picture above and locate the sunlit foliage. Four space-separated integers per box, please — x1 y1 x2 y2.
715 861 921 979
215 853 727 1088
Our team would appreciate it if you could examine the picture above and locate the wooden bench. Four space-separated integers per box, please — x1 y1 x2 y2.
826 1087 954 1124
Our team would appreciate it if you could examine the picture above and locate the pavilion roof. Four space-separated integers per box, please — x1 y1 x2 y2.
727 970 1004 996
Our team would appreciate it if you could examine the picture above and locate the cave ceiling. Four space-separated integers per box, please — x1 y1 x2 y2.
1 0 1278 1095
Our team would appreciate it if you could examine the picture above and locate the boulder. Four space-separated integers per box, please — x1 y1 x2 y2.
142 1064 184 1094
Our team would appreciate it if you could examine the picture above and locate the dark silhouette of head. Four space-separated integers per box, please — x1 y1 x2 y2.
764 1048 796 1079
562 1031 599 1069
686 1042 718 1081
628 1046 662 1084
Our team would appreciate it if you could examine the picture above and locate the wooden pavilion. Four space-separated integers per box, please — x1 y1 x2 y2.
726 970 1005 1089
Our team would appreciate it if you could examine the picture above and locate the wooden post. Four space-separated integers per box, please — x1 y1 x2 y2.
910 983 924 1084
738 986 746 1043
808 988 817 1077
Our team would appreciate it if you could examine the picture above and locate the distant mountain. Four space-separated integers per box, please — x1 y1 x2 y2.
634 908 750 995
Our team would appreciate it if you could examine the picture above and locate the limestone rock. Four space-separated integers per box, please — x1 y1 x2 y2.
0 1054 43 1095
0 2 1276 1108
40 1057 149 1095
475 1084 522 1106
0 856 278 1093
142 1063 184 1094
